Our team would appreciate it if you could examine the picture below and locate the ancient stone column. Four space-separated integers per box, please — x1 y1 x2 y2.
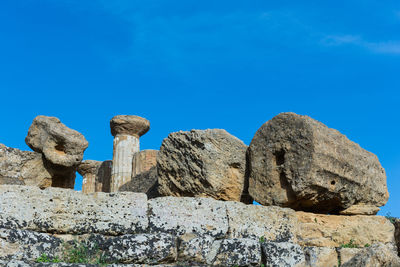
77 160 101 193
110 115 150 192
77 160 112 193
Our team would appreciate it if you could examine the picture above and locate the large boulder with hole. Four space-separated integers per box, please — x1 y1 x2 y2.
248 112 388 214
157 129 248 202
25 116 88 188
0 144 52 188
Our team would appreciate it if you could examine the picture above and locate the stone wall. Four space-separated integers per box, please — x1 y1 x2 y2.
0 185 398 266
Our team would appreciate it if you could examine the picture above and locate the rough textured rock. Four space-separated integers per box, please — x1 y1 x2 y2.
148 196 228 238
177 233 216 265
77 160 112 193
212 238 261 266
339 247 363 265
0 144 52 188
393 218 400 257
303 246 338 267
119 150 159 198
110 115 150 137
0 228 62 262
341 243 400 267
225 201 297 242
248 112 388 214
0 185 148 235
157 129 248 202
296 211 395 247
103 233 177 264
262 242 305 267
25 116 88 168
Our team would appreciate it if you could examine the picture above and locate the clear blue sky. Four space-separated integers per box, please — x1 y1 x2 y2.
1 1 399 216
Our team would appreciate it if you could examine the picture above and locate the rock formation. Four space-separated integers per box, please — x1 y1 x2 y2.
0 144 52 188
157 129 248 202
0 185 397 266
248 112 388 214
25 116 88 188
110 115 150 192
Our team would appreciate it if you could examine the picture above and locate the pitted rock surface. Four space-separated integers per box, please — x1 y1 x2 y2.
212 238 261 267
0 185 148 235
177 233 215 264
25 116 88 168
248 112 388 214
148 196 228 238
262 242 306 267
157 129 248 202
225 201 297 242
103 233 177 264
0 228 62 262
0 144 52 188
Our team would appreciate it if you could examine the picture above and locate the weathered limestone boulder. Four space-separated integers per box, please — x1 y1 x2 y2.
25 116 89 188
212 238 261 266
177 234 216 264
77 160 112 193
296 211 395 247
392 218 400 257
248 112 388 214
25 116 88 168
119 150 159 198
225 201 297 242
157 129 248 202
110 115 150 192
0 185 148 235
262 242 306 267
0 144 52 188
102 233 177 264
341 243 400 267
148 196 228 238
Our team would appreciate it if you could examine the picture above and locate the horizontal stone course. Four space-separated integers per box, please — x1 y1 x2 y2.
0 185 398 266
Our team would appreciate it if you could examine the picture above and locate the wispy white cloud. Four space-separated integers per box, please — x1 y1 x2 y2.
321 34 400 55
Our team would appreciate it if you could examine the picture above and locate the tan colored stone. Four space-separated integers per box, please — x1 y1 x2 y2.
77 160 112 193
296 211 395 247
110 115 150 137
248 112 388 214
132 149 158 177
25 116 88 168
339 204 380 215
157 129 248 202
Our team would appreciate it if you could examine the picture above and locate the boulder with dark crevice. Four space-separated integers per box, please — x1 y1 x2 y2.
25 115 88 188
248 112 388 214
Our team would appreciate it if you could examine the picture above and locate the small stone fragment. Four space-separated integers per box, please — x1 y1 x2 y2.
248 112 389 214
262 242 306 267
212 238 261 267
157 129 248 202
148 196 228 238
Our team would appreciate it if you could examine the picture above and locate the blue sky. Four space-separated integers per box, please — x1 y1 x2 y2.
1 1 399 216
